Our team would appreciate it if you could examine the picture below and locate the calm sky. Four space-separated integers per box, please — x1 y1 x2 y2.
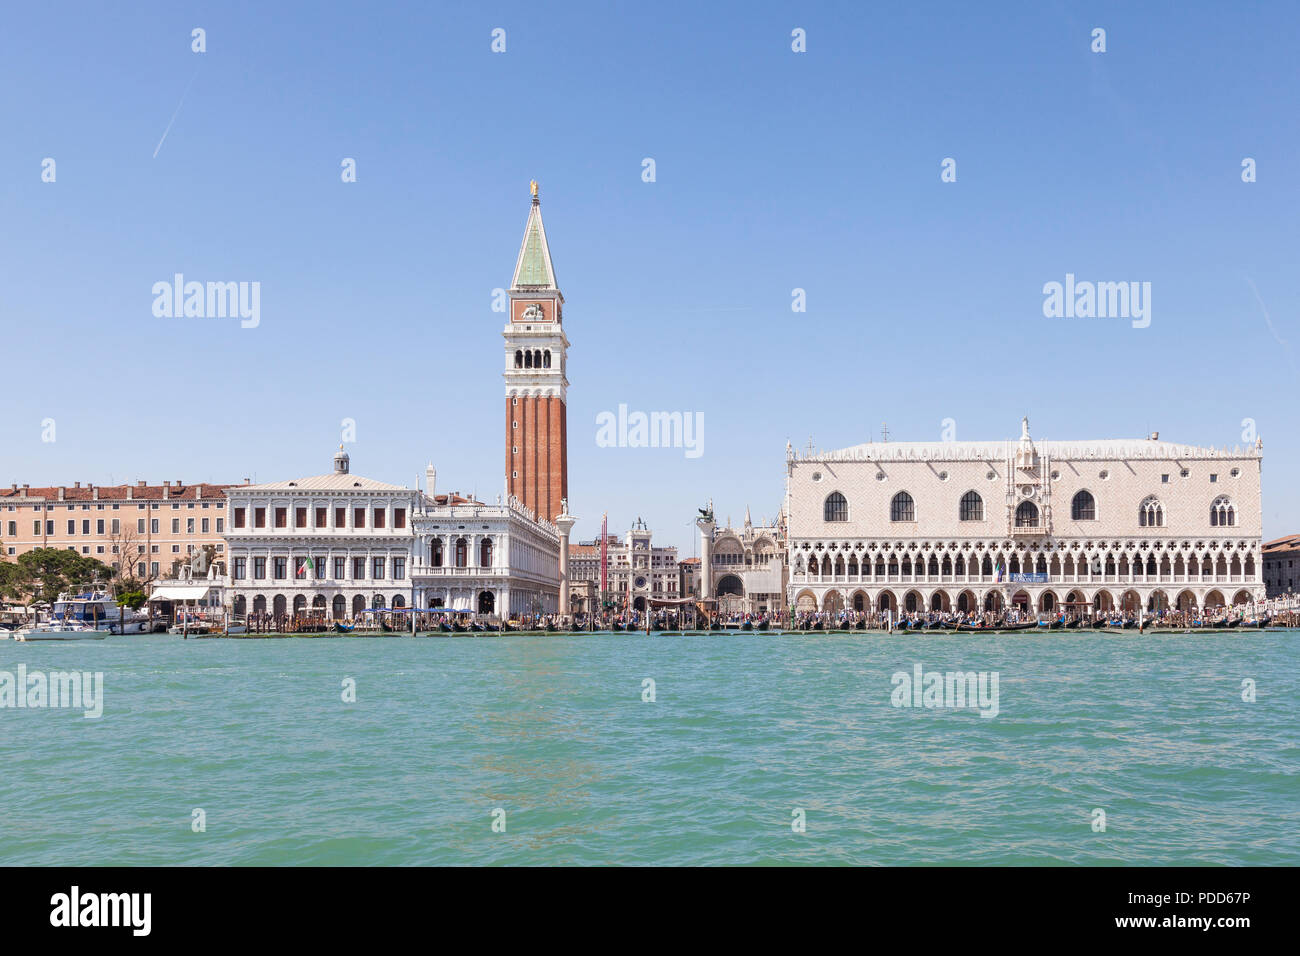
2 1 1296 553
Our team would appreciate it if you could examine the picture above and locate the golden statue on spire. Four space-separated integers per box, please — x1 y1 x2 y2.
530 179 538 198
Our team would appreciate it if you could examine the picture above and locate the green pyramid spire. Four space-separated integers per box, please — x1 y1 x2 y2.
511 185 557 291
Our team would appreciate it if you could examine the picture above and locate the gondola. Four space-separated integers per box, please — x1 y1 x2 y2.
757 620 770 632
741 621 753 632
333 622 355 634
997 621 1038 632
380 620 394 632
854 619 866 630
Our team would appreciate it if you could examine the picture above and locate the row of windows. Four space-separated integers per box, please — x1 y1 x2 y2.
232 556 407 581
429 538 492 568
513 349 552 369
824 490 1238 527
4 502 224 511
11 517 225 536
232 506 406 530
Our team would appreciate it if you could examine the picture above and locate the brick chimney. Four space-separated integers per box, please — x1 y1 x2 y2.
163 481 170 500
57 487 65 501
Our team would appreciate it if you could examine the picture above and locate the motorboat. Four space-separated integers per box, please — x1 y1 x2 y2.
13 621 106 642
50 588 150 634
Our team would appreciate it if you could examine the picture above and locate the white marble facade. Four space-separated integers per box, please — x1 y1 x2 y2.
224 448 421 620
223 450 561 621
785 420 1265 616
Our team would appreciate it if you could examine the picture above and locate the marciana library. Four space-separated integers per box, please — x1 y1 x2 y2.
1 188 1278 622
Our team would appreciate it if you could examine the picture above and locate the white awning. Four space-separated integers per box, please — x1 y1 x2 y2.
150 585 216 602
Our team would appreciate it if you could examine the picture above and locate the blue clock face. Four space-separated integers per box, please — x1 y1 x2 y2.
635 576 647 589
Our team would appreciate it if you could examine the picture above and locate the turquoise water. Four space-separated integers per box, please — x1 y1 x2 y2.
1 632 1295 865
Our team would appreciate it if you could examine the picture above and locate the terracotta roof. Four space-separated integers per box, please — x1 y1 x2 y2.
427 493 479 506
0 482 233 501
1263 534 1300 553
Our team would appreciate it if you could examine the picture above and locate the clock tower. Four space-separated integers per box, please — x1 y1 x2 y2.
504 182 569 525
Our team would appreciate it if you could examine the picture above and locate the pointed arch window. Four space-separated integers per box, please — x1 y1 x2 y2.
890 492 915 522
1015 501 1039 527
1139 497 1164 528
1210 496 1235 527
823 492 848 522
959 491 983 521
1071 490 1096 521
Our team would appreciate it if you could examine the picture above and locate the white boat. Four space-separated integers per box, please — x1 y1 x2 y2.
49 588 150 634
13 622 106 642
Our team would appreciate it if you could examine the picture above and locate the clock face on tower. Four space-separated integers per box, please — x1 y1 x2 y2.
635 576 647 589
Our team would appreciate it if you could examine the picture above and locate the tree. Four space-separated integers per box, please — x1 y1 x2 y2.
0 559 26 601
116 590 147 610
107 524 155 593
12 548 111 603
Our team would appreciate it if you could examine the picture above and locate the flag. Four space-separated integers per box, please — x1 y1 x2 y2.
297 556 314 577
994 561 1003 583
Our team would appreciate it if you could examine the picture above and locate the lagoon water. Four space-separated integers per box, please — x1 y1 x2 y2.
1 632 1296 865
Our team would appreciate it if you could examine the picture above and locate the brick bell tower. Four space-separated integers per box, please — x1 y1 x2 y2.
504 180 569 524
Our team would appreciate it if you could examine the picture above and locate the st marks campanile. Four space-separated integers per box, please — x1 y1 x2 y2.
504 182 569 524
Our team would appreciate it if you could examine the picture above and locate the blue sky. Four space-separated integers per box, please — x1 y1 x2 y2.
2 1 1297 553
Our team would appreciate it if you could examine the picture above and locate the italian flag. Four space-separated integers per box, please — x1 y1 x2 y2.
298 556 314 577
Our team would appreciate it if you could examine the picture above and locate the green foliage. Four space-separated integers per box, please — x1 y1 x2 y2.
116 590 148 610
0 560 26 600
7 548 111 601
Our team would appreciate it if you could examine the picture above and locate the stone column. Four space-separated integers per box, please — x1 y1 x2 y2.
696 514 716 605
555 508 577 625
